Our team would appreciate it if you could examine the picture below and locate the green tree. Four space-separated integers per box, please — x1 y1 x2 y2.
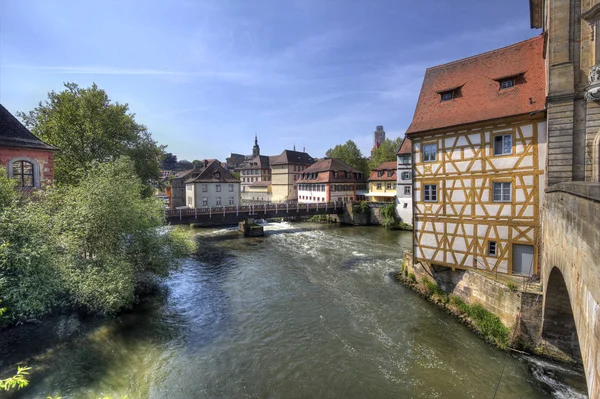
0 159 193 320
369 137 403 170
161 152 178 170
176 159 193 170
51 157 193 314
18 83 164 190
325 140 370 177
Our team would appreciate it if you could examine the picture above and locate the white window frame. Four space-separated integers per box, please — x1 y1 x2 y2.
494 134 513 156
423 144 436 162
229 197 234 205
493 182 511 202
423 184 438 202
216 197 221 206
404 186 411 195
216 184 221 192
202 197 208 207
500 79 514 89
401 171 411 180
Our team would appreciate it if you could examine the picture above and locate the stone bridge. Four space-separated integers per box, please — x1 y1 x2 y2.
541 182 600 397
166 201 344 226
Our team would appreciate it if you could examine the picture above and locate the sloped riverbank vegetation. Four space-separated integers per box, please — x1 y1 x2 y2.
394 266 510 349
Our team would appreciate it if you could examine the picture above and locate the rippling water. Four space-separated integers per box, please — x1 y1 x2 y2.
0 222 588 398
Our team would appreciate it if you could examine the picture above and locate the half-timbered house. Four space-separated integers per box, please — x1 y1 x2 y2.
406 36 547 276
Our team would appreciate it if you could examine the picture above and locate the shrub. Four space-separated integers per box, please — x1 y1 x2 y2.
507 281 518 292
448 296 509 348
352 201 370 214
0 158 194 320
409 273 416 282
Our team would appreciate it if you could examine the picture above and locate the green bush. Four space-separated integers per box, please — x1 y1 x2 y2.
352 201 370 214
0 159 194 320
448 296 509 348
380 202 397 228
507 281 518 292
421 277 444 296
409 273 416 282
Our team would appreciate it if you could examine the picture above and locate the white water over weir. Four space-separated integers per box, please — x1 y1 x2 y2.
0 223 587 398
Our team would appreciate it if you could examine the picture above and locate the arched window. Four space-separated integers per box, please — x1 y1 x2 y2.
13 160 35 188
8 158 40 189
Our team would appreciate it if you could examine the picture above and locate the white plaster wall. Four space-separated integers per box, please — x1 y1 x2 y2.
191 182 241 207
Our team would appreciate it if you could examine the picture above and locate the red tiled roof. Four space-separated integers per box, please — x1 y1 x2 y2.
397 137 412 155
297 158 365 184
406 36 546 135
368 161 397 182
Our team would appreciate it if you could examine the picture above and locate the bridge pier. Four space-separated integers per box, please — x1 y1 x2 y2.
541 183 600 397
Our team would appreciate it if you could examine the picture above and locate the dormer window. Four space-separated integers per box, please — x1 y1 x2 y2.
494 72 523 90
214 172 221 179
500 79 514 89
377 170 384 177
440 90 454 101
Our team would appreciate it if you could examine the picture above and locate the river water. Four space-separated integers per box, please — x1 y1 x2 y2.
0 222 588 398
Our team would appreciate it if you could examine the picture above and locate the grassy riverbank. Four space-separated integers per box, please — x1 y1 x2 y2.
393 268 510 350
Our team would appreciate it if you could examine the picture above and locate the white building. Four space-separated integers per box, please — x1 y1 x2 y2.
185 160 241 208
396 137 413 225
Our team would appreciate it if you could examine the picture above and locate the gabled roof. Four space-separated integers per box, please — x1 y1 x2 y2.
185 160 240 184
0 104 56 150
397 137 412 155
406 36 546 135
173 168 197 179
271 149 315 166
368 161 397 182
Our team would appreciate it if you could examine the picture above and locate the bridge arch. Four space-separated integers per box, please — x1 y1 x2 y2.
542 267 582 364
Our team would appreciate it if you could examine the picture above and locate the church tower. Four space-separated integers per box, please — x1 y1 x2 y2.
252 134 260 157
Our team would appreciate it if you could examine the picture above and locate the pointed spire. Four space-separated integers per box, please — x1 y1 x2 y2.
293 144 296 151
254 133 258 146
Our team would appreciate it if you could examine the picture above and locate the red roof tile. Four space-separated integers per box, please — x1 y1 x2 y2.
368 161 397 182
297 158 365 184
397 137 412 155
406 36 546 135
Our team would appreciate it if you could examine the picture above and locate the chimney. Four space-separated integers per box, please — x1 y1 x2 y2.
204 159 208 168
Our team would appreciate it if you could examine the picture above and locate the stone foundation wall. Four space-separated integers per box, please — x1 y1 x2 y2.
402 251 543 344
336 203 385 225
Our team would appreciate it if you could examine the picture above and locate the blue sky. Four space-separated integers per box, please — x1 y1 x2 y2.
0 0 540 162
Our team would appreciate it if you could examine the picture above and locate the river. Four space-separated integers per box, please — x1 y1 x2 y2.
0 222 588 398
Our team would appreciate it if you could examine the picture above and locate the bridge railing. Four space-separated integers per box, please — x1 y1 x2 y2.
166 201 347 219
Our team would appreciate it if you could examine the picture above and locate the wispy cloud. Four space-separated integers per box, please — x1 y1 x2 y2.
2 64 254 84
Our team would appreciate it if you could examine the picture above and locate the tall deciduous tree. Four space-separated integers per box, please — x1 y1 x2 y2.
18 83 165 191
369 137 403 170
161 153 178 170
325 140 370 177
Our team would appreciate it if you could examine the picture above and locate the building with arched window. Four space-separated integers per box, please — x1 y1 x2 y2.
0 104 55 189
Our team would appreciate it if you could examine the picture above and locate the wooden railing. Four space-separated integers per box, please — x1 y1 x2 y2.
165 201 346 220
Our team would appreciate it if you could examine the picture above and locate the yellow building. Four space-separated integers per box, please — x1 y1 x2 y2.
366 161 397 202
406 37 547 276
270 149 315 202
